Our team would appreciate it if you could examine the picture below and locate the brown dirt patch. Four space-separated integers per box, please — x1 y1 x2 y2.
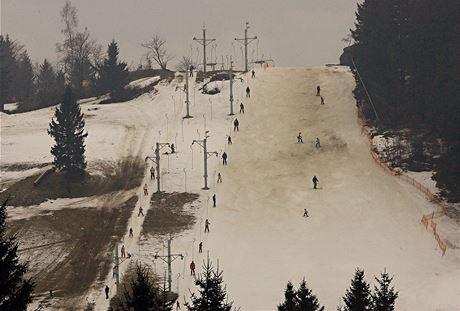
142 192 200 237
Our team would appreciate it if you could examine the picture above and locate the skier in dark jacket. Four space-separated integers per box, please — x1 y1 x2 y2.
227 136 232 144
222 152 228 165
212 194 216 207
105 285 110 299
312 176 319 189
240 102 245 114
246 86 251 98
316 85 320 96
204 219 210 232
234 118 239 131
297 132 303 143
190 261 196 276
252 70 255 78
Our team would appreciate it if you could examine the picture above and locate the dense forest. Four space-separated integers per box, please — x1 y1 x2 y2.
344 0 460 202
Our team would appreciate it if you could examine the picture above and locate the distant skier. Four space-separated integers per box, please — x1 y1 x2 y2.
121 245 126 257
143 184 148 195
212 194 216 207
222 152 228 165
320 96 325 105
138 206 144 216
312 176 319 189
150 167 155 180
113 266 117 278
297 132 303 143
105 285 110 299
189 65 194 77
129 227 133 238
199 241 203 253
252 69 255 78
234 118 239 131
190 260 196 276
176 301 181 310
315 137 321 148
170 143 175 154
240 102 245 114
204 219 210 232
217 172 222 183
303 208 309 217
246 86 251 98
316 85 321 96
227 136 232 144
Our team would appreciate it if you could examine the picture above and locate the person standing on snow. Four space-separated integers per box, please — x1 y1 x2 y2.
320 96 325 105
246 86 251 98
240 102 245 114
170 143 175 154
315 137 321 148
234 118 239 131
190 260 196 276
297 132 303 143
176 301 181 310
143 184 148 195
303 208 309 217
129 227 133 238
138 206 144 216
150 167 155 180
222 152 228 165
204 219 210 232
312 176 319 189
227 136 232 145
316 85 321 96
217 173 222 183
252 69 255 78
105 285 110 299
199 241 203 253
212 194 216 207
121 245 126 257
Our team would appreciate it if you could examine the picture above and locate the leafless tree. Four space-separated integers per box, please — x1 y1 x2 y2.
141 35 174 70
175 56 195 72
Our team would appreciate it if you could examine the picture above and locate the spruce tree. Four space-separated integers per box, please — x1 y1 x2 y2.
97 40 129 98
296 279 324 311
15 51 34 101
342 268 372 311
278 281 298 311
36 59 58 107
372 270 398 311
48 86 88 178
0 200 34 310
185 259 233 311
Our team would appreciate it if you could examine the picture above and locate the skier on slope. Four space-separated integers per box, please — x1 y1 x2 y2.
227 136 232 144
105 285 110 299
316 85 321 96
312 176 319 189
315 137 321 148
204 219 211 232
212 194 216 207
297 132 303 143
222 152 228 165
240 102 245 114
303 208 309 217
320 96 325 105
190 260 196 276
246 86 251 98
199 241 203 253
143 184 148 195
217 172 222 183
252 69 256 78
150 166 155 180
234 118 239 131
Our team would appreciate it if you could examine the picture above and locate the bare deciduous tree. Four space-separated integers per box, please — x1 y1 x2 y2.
175 56 195 71
141 35 174 70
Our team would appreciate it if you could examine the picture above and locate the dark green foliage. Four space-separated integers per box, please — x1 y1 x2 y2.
372 270 398 311
0 35 20 111
185 259 233 311
110 263 176 311
342 268 372 311
0 200 34 310
14 51 34 102
36 60 60 107
349 0 460 200
96 40 129 98
278 279 324 311
48 86 88 178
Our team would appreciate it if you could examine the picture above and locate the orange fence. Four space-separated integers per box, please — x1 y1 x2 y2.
358 109 447 256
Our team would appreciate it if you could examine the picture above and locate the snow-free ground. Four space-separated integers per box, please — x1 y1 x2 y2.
1 67 459 310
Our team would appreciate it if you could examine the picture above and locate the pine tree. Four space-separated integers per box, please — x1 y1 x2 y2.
110 263 175 311
372 270 398 311
342 268 372 311
36 59 58 107
15 51 34 101
0 200 34 310
97 40 129 98
296 279 324 311
48 86 88 178
278 281 298 311
185 259 233 311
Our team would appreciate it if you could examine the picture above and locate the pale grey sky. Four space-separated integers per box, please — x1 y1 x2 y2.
1 0 358 69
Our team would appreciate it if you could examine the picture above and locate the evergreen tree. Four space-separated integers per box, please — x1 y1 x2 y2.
0 35 18 111
97 40 129 98
15 51 34 101
36 59 58 107
342 268 372 311
48 86 88 178
185 259 233 311
110 263 175 311
0 200 34 310
372 270 398 311
296 279 324 311
278 282 298 311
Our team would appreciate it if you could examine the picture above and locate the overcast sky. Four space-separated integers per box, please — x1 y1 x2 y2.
1 0 358 69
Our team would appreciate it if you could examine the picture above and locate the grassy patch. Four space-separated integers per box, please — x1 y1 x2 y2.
142 192 199 237
0 157 145 207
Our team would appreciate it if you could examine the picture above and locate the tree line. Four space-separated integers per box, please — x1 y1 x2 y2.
345 0 460 201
